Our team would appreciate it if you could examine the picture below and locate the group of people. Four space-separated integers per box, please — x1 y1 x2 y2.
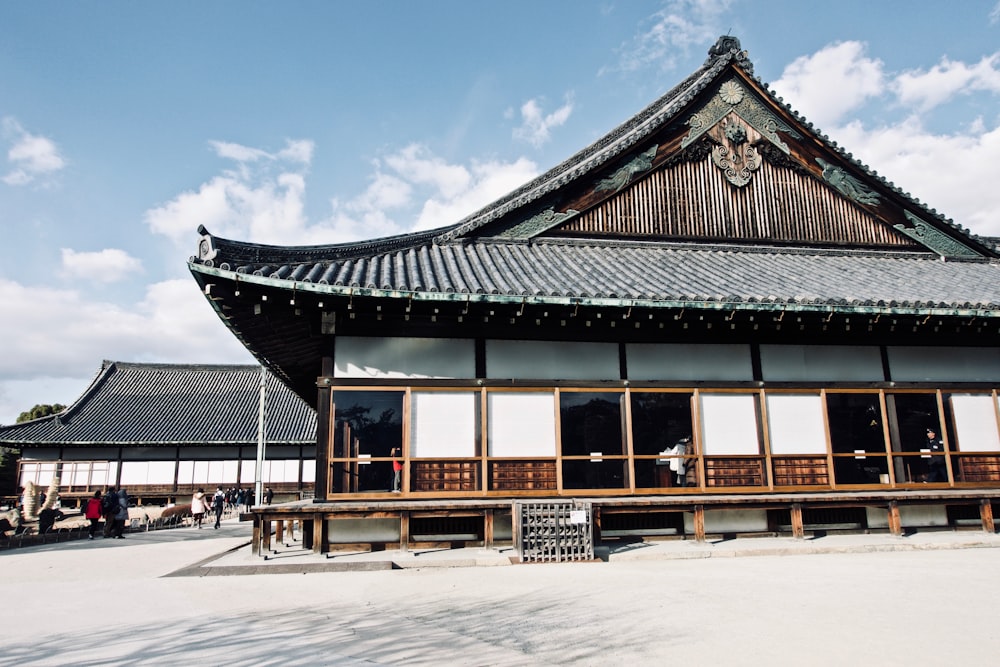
83 487 129 539
189 486 273 529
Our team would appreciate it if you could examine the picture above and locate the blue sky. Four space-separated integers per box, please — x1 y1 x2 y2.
2 1 1000 424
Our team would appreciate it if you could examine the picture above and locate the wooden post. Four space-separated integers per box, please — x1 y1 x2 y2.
980 499 995 534
400 511 410 552
790 503 805 539
484 509 494 549
693 504 706 543
262 518 272 552
887 501 902 536
275 519 284 545
251 516 261 557
312 515 324 555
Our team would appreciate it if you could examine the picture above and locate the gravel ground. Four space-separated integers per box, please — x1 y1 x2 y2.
2 519 999 666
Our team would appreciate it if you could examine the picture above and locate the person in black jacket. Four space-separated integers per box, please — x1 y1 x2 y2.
925 428 947 483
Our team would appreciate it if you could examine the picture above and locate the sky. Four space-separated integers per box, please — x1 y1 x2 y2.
2 0 1000 425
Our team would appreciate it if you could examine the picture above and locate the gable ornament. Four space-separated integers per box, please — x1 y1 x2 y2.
815 158 880 206
682 78 801 154
710 118 761 187
498 207 581 239
895 211 981 259
594 145 659 193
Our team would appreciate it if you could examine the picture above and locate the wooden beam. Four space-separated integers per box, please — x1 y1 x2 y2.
312 515 324 555
251 517 261 557
693 504 706 542
790 503 805 539
400 511 410 552
484 509 494 549
981 499 995 534
887 501 902 536
262 518 272 552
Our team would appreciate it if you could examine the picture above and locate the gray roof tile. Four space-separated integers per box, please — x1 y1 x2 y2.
0 361 316 444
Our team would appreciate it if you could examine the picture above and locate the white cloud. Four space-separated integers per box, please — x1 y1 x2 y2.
383 144 471 199
145 138 313 246
893 54 1000 112
772 41 885 128
412 156 539 231
609 0 736 73
773 43 1000 237
60 248 143 284
1 117 67 186
147 137 540 247
512 96 574 147
0 278 251 380
992 2 1000 24
833 117 1000 236
0 277 253 424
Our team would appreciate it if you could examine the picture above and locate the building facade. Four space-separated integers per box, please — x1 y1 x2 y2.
188 37 1000 547
0 361 316 505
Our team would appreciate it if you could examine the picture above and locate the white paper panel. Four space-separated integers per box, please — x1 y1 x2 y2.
119 461 148 485
950 395 1000 452
888 347 1000 382
487 392 557 457
335 336 475 378
766 394 827 455
486 340 619 380
700 394 760 455
146 460 177 484
760 345 883 382
411 392 476 457
626 343 753 381
301 460 316 483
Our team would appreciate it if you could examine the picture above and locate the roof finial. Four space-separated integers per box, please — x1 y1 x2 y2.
709 35 741 58
707 35 752 75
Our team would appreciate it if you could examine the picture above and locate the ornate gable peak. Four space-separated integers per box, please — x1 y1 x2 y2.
705 35 753 76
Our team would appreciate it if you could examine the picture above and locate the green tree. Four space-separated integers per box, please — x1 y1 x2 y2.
16 404 66 423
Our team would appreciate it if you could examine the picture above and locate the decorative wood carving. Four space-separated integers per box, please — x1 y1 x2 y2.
497 207 581 239
816 158 880 206
896 211 982 258
709 117 761 187
682 78 801 154
594 145 658 193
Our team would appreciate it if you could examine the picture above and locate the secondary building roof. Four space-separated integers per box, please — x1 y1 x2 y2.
0 361 316 446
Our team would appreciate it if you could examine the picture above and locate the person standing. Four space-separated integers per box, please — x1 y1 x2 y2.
925 428 948 483
212 487 225 529
391 447 402 492
264 487 274 505
84 491 103 539
191 488 208 529
111 488 129 539
101 487 118 538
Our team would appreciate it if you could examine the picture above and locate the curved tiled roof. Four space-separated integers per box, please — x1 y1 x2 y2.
197 237 1000 315
0 361 316 445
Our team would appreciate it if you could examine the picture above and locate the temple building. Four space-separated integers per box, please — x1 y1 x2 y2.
0 361 316 506
188 37 1000 551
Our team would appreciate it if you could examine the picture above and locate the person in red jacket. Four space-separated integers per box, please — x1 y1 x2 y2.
84 490 103 539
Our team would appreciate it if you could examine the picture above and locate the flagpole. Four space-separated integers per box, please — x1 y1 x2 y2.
254 365 267 506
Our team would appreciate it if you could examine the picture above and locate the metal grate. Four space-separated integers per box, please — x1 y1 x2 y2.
513 500 594 563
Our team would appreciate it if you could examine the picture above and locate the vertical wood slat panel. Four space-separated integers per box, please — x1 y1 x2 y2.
560 158 916 248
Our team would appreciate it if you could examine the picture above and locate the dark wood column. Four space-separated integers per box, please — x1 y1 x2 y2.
314 351 334 500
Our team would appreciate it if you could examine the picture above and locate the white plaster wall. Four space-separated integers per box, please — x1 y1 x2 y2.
335 336 475 378
683 509 769 534
627 343 752 381
327 518 400 543
866 505 950 529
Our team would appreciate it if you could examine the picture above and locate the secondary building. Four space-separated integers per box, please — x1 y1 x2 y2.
0 361 316 506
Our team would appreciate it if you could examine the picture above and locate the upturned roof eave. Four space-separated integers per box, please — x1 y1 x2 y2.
189 261 1000 319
